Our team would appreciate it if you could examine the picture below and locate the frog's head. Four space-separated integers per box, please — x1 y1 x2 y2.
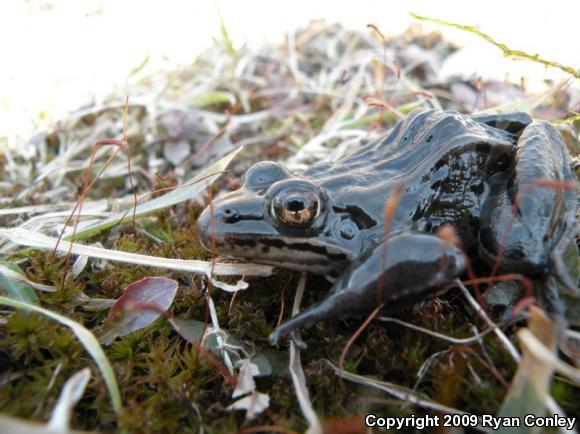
196 161 353 273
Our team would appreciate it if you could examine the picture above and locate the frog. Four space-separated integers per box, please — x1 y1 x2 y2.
196 108 579 348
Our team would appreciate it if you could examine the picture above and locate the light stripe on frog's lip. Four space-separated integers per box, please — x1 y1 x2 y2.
220 236 353 273
232 238 349 260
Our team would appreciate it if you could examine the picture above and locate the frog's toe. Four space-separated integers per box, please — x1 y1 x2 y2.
268 330 281 346
549 235 580 297
290 331 308 350
268 327 308 349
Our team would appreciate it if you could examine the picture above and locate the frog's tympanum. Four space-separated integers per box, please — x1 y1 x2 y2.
197 109 579 348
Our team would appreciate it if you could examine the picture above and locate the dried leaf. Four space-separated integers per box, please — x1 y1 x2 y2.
48 368 91 432
497 307 557 432
71 255 88 277
232 359 260 398
227 392 269 420
210 276 249 292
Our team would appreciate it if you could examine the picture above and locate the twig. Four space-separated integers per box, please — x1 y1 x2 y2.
413 350 450 389
411 13 579 79
376 316 496 344
288 273 322 434
206 294 234 375
455 279 521 363
327 361 492 434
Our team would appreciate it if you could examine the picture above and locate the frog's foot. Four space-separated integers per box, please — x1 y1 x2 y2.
268 232 466 348
550 235 580 296
267 327 306 349
290 331 307 350
268 312 320 348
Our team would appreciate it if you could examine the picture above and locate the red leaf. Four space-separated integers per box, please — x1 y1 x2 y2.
101 276 178 345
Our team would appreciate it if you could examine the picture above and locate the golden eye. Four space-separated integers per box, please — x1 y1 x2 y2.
271 190 320 227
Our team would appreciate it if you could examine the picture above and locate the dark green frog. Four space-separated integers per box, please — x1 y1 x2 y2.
197 109 578 348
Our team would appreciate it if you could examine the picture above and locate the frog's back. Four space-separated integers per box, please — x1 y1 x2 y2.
304 109 515 184
302 109 518 243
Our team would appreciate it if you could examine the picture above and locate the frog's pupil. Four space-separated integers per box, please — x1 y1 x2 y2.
286 199 305 212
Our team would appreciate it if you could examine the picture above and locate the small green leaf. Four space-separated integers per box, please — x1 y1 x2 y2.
251 349 288 376
170 319 287 376
250 353 271 376
170 318 206 343
0 262 39 305
128 55 150 78
217 7 236 58
188 91 236 108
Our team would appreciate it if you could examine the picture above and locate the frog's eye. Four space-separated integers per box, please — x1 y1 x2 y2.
270 188 321 227
243 162 289 191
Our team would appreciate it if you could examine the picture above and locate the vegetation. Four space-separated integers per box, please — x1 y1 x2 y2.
0 19 578 433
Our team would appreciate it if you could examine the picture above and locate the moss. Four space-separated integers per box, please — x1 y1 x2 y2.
0 312 85 419
551 377 580 413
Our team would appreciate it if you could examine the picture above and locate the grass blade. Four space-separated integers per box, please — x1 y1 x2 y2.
410 13 579 79
71 146 243 240
0 228 273 277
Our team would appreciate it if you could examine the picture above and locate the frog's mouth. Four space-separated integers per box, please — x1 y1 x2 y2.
196 198 352 274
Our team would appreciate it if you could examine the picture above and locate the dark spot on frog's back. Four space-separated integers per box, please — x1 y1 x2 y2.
469 179 485 194
332 205 377 229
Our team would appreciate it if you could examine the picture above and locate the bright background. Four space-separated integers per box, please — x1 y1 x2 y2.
1 0 578 140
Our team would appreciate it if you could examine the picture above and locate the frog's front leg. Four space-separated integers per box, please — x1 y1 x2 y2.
268 232 465 347
479 121 578 291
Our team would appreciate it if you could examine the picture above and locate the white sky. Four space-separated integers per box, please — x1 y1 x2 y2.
0 0 578 140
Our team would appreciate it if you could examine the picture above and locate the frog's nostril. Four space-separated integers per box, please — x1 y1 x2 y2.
222 207 242 224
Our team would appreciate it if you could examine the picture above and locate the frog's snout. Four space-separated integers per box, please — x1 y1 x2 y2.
196 205 221 252
196 207 209 251
197 204 239 251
